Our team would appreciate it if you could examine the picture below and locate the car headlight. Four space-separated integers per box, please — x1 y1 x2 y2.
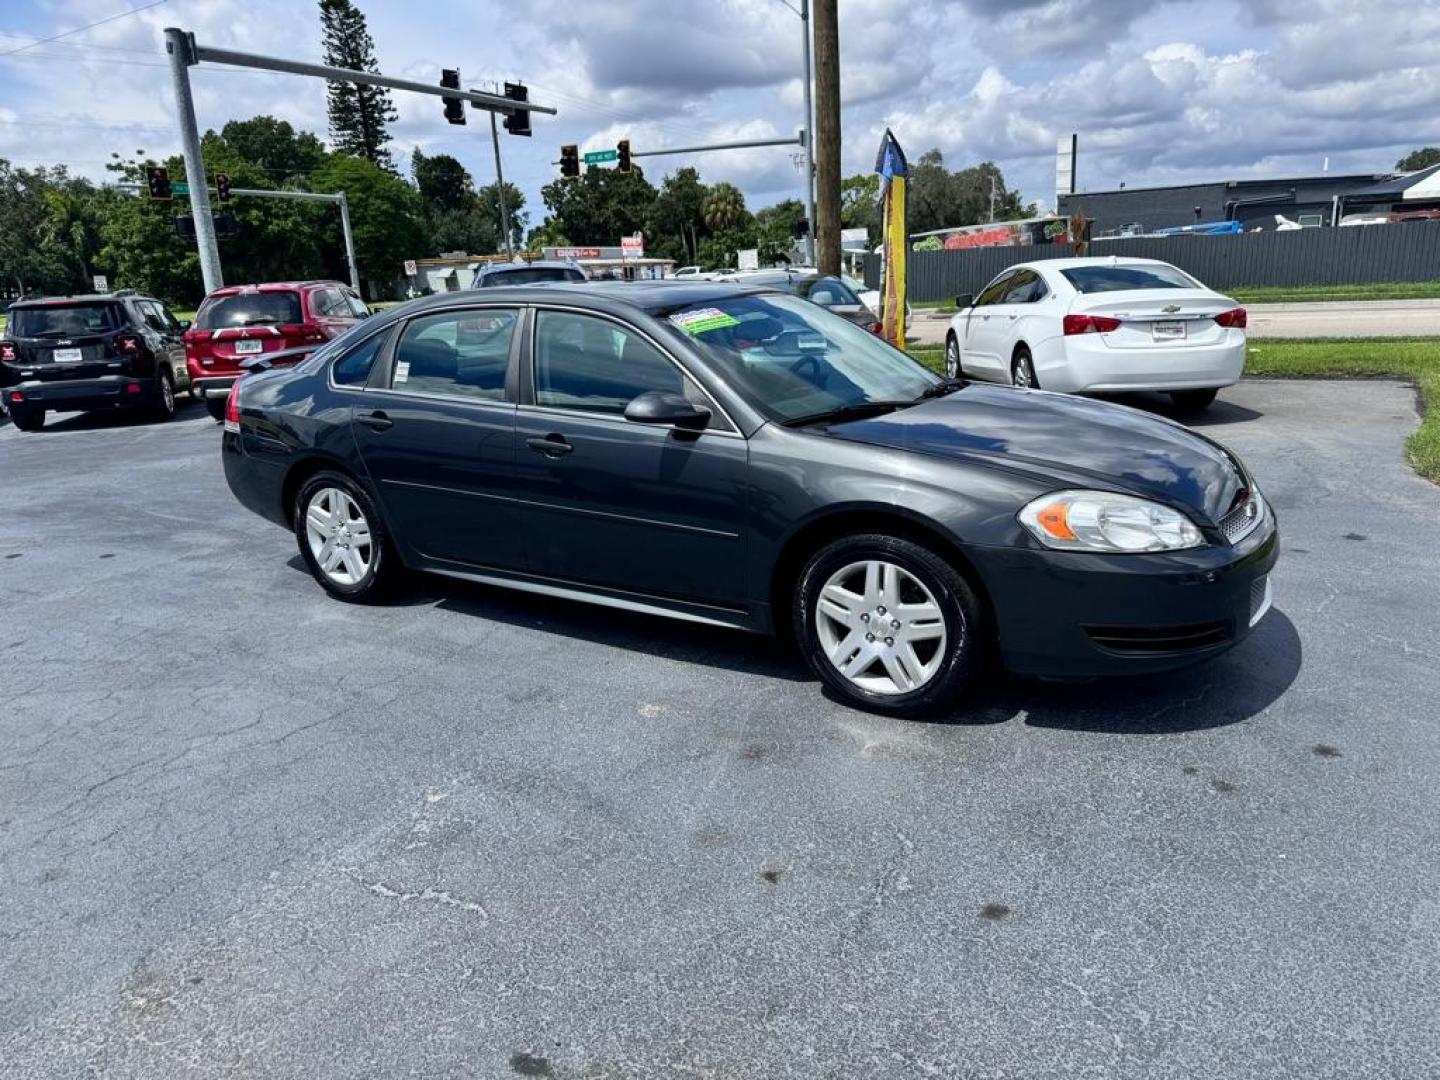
1018 489 1203 553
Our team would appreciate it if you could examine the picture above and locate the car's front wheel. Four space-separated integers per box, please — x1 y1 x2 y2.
294 470 397 602
793 533 989 717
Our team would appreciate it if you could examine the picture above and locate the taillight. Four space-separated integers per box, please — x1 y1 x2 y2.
1214 307 1247 329
224 382 241 433
115 333 144 354
867 322 883 336
1063 313 1123 335
280 323 326 343
0 342 15 361
9 390 23 403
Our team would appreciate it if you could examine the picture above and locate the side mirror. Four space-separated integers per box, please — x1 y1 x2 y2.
178 319 192 331
624 390 710 429
954 294 975 309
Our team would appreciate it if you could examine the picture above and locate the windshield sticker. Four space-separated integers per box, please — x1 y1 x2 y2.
670 308 740 335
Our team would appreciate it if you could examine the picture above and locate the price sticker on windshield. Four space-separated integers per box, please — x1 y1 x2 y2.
670 308 739 335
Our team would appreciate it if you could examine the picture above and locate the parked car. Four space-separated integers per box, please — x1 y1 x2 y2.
842 273 912 327
471 260 587 288
711 269 882 333
187 280 369 421
672 266 704 278
945 257 1247 412
1 290 190 431
221 281 1277 718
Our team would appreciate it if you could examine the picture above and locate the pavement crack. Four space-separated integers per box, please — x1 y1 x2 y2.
340 867 488 917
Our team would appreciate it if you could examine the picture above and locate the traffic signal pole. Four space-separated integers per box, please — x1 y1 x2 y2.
489 112 515 260
164 28 223 293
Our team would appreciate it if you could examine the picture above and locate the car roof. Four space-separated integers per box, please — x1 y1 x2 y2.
380 280 776 319
203 281 345 298
9 292 150 307
1013 256 1173 272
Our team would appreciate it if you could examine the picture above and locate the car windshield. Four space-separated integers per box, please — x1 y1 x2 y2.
9 302 121 338
476 267 583 287
1061 264 1201 293
664 293 938 424
197 292 302 329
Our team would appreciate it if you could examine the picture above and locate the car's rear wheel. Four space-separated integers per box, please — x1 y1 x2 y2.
294 471 397 602
151 369 176 421
944 333 963 378
1171 388 1218 413
793 533 989 717
9 408 44 432
1011 347 1038 389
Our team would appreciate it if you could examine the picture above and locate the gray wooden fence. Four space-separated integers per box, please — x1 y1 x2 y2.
863 221 1440 302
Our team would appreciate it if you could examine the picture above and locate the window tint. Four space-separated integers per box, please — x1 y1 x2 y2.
804 277 860 307
478 266 584 287
331 329 389 386
1004 270 1047 304
533 310 691 416
1060 263 1200 293
390 309 518 401
9 302 120 337
974 272 1014 306
196 291 301 330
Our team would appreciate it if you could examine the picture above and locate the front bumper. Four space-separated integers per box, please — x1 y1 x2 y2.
970 509 1279 677
8 375 153 412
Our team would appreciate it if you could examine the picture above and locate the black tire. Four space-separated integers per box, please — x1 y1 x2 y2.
205 395 227 423
1011 346 1038 389
1171 388 1218 413
151 368 176 422
944 332 963 379
10 408 44 432
293 469 398 603
793 533 990 717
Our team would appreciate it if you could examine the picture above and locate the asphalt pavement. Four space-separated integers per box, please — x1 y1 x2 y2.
908 297 1440 345
2 381 1439 1079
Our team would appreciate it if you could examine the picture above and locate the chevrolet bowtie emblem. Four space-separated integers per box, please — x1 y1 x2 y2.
1161 305 1180 314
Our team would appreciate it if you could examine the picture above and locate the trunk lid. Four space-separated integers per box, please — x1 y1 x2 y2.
3 302 129 382
1072 288 1236 349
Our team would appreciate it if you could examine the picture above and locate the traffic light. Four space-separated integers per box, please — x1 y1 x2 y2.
440 68 466 125
616 139 631 173
560 144 579 179
146 165 171 200
792 217 809 239
215 172 230 203
501 82 531 137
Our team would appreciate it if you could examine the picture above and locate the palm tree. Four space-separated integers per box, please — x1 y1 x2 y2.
702 183 746 232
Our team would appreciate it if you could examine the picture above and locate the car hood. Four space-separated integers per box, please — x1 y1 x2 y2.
824 384 1245 521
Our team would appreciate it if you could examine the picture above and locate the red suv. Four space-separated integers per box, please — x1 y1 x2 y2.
187 281 369 419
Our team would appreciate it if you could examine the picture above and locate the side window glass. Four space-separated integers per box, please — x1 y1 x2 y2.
533 310 687 416
140 301 169 333
390 309 518 401
976 273 1013 306
318 289 348 318
344 290 370 318
155 303 182 330
1004 271 1037 304
331 329 389 386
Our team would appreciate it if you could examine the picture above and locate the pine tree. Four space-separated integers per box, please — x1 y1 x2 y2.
319 0 398 171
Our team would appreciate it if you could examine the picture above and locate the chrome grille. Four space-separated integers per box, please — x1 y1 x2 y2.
1220 493 1263 543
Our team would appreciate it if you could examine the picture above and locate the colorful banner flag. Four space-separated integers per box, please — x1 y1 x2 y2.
875 129 909 349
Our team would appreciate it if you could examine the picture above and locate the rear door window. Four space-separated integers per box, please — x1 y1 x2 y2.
1003 269 1048 304
974 272 1016 306
10 303 120 338
196 291 302 330
1061 264 1200 293
139 301 171 333
389 309 519 401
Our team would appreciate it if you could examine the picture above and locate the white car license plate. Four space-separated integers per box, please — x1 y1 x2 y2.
235 339 264 354
53 347 83 363
1152 321 1186 340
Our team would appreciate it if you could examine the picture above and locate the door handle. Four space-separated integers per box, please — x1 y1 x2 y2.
1007 314 1018 320
356 410 393 431
527 434 573 458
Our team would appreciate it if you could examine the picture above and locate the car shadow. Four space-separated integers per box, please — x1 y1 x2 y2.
37 398 205 434
1095 391 1263 428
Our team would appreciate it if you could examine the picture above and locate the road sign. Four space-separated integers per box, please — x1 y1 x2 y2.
403 259 418 276
172 181 190 195
583 149 618 164
92 275 108 293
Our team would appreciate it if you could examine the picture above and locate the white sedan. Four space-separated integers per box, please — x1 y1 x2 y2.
944 257 1247 411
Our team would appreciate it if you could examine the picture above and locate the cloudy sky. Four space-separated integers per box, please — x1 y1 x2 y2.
2 0 1437 230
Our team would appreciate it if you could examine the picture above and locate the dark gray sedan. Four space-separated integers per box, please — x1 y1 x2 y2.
222 281 1276 717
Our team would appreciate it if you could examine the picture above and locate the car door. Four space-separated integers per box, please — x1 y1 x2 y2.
348 306 527 571
512 306 748 608
992 269 1046 363
310 287 354 340
139 300 188 387
960 270 1016 380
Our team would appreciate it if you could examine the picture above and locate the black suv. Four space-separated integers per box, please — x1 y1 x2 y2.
1 291 191 432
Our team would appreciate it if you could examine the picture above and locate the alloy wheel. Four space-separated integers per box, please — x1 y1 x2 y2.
945 337 960 378
160 372 175 414
814 559 950 696
1012 354 1036 389
305 486 374 586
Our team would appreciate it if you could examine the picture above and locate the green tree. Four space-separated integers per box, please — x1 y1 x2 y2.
220 116 328 185
840 172 879 243
312 154 424 296
1397 147 1440 172
412 149 473 213
906 149 1028 234
647 166 709 263
94 153 201 304
526 217 570 249
539 164 657 245
319 0 398 171
0 161 105 296
476 180 528 253
702 182 747 232
754 198 805 264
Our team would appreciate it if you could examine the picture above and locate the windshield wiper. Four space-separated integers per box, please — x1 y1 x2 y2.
915 377 966 400
783 400 912 427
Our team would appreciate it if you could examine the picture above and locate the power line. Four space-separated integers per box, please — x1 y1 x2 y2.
0 0 169 58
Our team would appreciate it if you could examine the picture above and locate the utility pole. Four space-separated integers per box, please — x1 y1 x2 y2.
800 0 817 266
489 110 515 259
989 172 999 223
164 28 222 293
812 0 841 276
